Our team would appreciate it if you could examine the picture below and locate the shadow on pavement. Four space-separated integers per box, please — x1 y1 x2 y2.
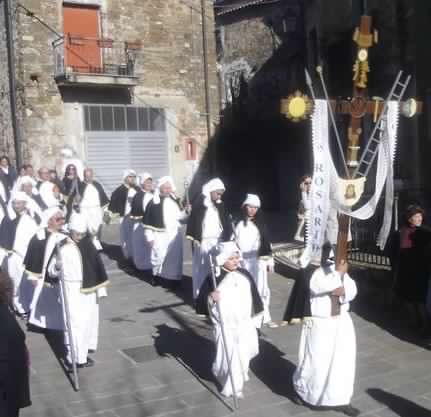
153 323 216 384
351 290 427 349
367 388 431 417
44 328 77 391
251 337 297 400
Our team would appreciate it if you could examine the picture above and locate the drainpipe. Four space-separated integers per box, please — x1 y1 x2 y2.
201 0 215 171
4 0 22 167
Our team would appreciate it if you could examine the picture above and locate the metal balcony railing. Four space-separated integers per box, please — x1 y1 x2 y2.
53 35 139 78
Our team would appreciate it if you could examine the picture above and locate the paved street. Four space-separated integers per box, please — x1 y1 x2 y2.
21 224 431 417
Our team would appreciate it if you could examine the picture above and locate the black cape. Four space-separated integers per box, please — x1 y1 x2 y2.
186 194 233 243
143 196 182 230
108 184 138 216
130 190 151 218
76 235 109 292
23 231 63 283
282 265 314 323
65 180 110 220
31 193 47 210
0 304 31 415
0 215 20 251
236 211 272 258
80 181 109 207
196 267 264 316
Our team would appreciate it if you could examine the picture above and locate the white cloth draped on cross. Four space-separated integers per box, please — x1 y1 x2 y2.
301 99 399 266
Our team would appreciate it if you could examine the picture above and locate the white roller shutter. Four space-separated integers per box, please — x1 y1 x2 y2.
84 105 169 195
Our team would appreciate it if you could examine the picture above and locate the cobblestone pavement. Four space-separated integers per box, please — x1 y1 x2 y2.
21 224 431 417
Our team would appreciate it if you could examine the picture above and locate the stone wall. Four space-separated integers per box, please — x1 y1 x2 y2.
12 0 219 187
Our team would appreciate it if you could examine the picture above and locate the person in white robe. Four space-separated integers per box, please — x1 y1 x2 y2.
186 178 233 302
21 208 67 330
144 176 186 285
235 194 277 328
11 176 44 224
47 213 109 368
37 167 60 209
79 168 109 250
293 243 360 417
0 192 38 314
131 173 154 271
108 169 138 259
196 242 263 399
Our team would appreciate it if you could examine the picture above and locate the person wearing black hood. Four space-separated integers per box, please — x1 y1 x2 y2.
292 242 360 417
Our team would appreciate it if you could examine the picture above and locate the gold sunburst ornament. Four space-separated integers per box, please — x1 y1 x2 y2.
281 91 314 122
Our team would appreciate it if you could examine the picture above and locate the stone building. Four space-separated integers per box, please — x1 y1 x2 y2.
0 0 219 193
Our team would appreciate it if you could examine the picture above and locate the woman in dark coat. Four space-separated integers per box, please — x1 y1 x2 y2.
0 272 31 417
390 205 431 334
0 156 18 200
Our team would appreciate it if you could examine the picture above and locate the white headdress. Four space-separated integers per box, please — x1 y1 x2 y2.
41 207 64 228
202 178 225 207
69 213 88 233
216 241 241 266
153 176 176 204
122 169 137 181
242 193 261 208
139 172 152 185
11 191 29 203
202 178 225 197
18 175 36 187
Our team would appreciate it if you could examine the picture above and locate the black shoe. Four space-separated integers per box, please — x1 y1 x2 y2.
82 357 95 368
337 404 360 417
291 392 305 406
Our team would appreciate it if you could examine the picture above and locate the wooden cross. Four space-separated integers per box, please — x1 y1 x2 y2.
328 15 422 313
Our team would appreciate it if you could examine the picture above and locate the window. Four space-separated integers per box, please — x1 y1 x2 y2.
84 105 166 132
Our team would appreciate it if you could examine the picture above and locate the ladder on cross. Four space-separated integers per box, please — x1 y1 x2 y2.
354 72 411 179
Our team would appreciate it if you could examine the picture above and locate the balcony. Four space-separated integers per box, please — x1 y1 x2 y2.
53 36 140 87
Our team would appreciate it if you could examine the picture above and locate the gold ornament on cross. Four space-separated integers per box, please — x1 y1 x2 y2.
281 90 314 122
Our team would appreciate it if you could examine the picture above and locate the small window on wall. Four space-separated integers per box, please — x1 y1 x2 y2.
185 139 197 160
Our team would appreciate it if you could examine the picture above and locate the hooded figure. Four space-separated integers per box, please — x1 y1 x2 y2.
292 242 359 417
196 241 263 399
143 176 187 284
235 194 276 328
46 213 109 368
186 178 233 302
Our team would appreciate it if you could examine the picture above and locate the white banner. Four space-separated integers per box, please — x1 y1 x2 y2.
301 100 399 266
300 101 332 267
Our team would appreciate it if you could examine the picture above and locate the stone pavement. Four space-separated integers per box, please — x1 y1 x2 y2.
21 224 431 417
